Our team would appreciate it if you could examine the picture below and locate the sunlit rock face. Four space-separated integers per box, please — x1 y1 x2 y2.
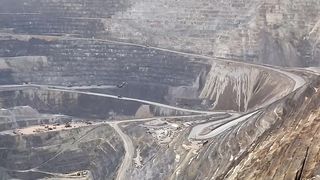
103 0 320 67
0 37 293 112
0 0 319 180
1 0 320 67
199 61 292 111
0 121 125 180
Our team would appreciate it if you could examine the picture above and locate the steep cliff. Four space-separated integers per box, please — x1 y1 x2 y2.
104 0 320 67
0 123 125 180
0 0 318 179
1 0 320 66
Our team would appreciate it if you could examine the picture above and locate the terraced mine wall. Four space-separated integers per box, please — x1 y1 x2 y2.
0 37 294 112
0 123 125 180
0 113 71 132
0 38 206 87
0 0 317 180
0 105 73 132
121 79 314 180
1 0 320 67
179 77 319 180
0 0 127 37
102 0 320 67
0 88 194 120
197 61 293 111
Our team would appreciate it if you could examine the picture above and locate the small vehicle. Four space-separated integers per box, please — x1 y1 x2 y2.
203 140 209 145
117 95 122 98
116 81 127 88
65 122 72 128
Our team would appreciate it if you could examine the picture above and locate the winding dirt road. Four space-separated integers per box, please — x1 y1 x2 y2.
0 32 308 179
0 84 229 115
109 122 134 180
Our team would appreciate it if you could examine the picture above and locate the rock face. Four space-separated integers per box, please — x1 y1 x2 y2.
199 61 292 111
1 0 320 66
0 123 125 180
4 88 195 118
102 0 320 67
0 0 319 180
224 78 320 180
0 37 293 111
0 105 71 131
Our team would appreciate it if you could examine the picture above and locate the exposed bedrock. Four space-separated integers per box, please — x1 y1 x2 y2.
0 123 125 180
0 0 320 66
103 0 320 67
0 105 71 132
0 37 294 112
0 88 194 120
121 74 318 180
198 62 293 111
0 0 316 179
224 76 320 180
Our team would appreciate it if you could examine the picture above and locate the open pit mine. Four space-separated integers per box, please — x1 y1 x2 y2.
0 0 320 180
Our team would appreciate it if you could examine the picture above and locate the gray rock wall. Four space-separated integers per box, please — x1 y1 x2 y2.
0 37 294 112
104 0 320 67
0 124 125 180
0 89 193 119
1 0 319 67
0 38 206 87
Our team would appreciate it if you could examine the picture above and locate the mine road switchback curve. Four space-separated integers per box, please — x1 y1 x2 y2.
0 39 307 155
188 110 262 139
0 33 309 180
0 33 307 91
1 116 201 175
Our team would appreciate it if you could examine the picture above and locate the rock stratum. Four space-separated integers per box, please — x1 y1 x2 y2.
0 0 319 180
